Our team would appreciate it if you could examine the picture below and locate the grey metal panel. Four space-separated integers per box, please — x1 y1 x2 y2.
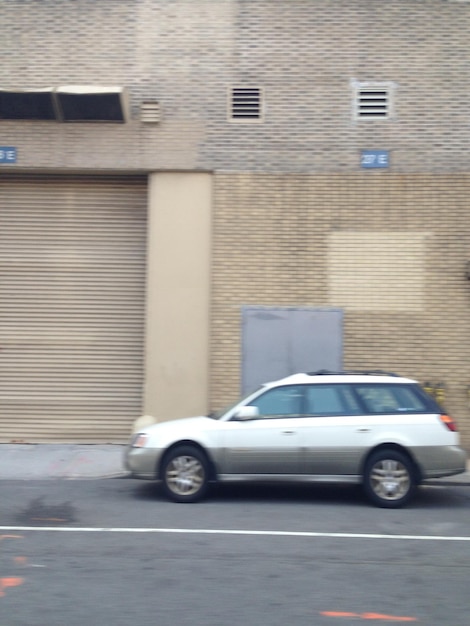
241 307 343 394
289 308 343 374
242 308 289 394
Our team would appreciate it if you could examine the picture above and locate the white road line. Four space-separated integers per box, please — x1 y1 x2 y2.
0 526 470 541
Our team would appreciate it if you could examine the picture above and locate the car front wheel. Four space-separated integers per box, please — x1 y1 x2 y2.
161 446 209 503
363 449 416 508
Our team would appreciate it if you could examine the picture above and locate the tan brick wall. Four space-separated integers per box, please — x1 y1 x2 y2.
3 0 470 449
1 0 470 173
211 173 470 449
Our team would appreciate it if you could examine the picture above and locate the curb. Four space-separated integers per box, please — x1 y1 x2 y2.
422 477 470 488
0 471 130 481
64 471 131 480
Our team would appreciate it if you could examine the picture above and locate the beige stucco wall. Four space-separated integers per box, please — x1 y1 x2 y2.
138 172 212 429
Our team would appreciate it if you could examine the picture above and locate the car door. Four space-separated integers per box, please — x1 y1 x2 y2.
220 385 305 475
298 384 367 475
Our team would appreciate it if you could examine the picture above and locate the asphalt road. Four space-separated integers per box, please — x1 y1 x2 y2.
0 479 469 626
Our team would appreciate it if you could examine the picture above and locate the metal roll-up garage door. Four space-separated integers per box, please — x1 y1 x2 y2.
0 176 147 442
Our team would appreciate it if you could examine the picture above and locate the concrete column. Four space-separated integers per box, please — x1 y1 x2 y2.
137 172 212 429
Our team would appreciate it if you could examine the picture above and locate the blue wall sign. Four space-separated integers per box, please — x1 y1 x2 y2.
361 150 389 169
0 147 17 163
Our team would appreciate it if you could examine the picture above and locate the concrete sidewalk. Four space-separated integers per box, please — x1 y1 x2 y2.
0 444 128 480
0 443 469 484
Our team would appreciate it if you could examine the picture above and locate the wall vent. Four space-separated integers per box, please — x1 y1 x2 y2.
0 86 129 122
0 88 56 120
55 86 129 122
140 101 160 124
230 87 262 121
355 85 391 119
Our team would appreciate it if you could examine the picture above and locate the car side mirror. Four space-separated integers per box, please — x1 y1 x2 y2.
232 406 260 421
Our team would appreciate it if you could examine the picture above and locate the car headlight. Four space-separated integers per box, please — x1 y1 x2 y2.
131 433 149 448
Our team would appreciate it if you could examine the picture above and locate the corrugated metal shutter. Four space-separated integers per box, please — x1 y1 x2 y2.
0 176 147 442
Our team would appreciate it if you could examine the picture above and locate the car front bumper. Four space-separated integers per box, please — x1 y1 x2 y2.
124 446 164 480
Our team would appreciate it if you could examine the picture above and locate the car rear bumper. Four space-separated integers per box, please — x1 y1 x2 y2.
413 445 468 479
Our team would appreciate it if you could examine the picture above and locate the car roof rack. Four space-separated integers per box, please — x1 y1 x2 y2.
307 369 400 377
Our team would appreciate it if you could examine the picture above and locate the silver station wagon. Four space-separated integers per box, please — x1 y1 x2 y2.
125 371 467 508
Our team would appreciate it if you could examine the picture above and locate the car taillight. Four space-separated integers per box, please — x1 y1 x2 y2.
439 414 458 432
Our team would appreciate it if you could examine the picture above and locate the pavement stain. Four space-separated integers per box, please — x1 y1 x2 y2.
16 496 77 526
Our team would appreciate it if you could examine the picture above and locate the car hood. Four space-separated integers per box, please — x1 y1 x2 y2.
144 415 214 432
143 415 218 437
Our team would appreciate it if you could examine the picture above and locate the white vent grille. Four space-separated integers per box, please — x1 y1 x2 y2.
140 101 160 123
355 85 391 119
230 87 262 121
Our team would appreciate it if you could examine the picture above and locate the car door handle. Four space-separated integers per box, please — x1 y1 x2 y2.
282 430 295 435
357 428 370 432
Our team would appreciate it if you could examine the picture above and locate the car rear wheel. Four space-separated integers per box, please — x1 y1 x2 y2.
364 449 416 508
161 446 209 503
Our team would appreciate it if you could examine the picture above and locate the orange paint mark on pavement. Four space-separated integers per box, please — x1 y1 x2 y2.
0 577 24 597
361 614 416 622
13 556 27 565
321 611 417 622
0 535 23 541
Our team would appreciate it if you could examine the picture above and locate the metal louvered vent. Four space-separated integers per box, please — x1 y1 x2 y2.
230 87 262 121
140 101 160 123
356 85 390 119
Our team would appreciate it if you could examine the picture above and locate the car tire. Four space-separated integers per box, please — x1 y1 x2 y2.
161 446 209 503
363 449 416 509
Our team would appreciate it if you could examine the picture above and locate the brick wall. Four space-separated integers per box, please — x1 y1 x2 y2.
1 0 470 172
2 0 470 447
212 172 470 449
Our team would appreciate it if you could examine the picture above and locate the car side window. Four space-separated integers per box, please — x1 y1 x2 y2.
354 384 428 413
394 386 429 410
304 384 362 416
249 385 303 417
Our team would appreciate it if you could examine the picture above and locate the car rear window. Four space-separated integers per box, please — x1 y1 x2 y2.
353 383 435 414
